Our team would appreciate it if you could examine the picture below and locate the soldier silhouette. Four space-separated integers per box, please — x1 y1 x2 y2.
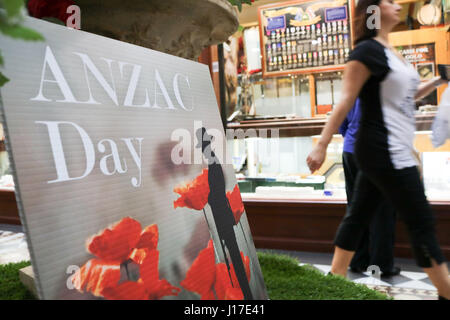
196 127 253 300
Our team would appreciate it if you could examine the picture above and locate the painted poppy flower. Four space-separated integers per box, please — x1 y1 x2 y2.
87 217 142 263
71 258 121 297
72 217 180 300
215 263 243 300
128 224 159 265
180 239 251 300
27 0 75 24
139 249 181 299
214 252 251 300
174 169 210 210
101 281 148 300
180 240 216 299
99 250 180 300
226 184 245 224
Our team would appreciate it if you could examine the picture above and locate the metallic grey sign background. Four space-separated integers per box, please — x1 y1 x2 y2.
0 17 267 299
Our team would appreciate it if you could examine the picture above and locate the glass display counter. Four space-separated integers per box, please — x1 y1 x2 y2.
0 123 19 224
227 130 450 202
231 129 450 259
234 72 311 119
0 124 12 190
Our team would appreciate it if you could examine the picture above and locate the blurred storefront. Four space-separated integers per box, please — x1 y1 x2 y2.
198 0 450 258
1 0 450 258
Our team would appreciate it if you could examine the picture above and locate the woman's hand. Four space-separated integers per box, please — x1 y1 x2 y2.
431 76 448 89
304 60 370 174
307 144 327 173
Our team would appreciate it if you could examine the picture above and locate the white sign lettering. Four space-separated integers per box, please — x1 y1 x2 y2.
36 121 143 187
31 45 194 111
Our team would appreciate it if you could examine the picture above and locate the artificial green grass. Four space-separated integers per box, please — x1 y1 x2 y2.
0 253 390 300
257 251 390 300
0 261 35 300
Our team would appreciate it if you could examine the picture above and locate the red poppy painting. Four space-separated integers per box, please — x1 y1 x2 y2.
173 169 210 210
71 217 180 300
180 240 216 299
180 239 251 300
226 184 245 225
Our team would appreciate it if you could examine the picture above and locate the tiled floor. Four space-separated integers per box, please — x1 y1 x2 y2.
0 224 445 300
300 263 439 300
0 224 30 265
257 248 447 300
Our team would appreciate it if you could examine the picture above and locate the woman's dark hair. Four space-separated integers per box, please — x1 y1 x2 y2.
353 0 382 45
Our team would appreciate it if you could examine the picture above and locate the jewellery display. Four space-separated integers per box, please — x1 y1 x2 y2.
260 0 352 74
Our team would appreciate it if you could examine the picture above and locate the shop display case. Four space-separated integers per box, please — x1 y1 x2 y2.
229 11 450 194
228 131 450 201
0 123 19 224
234 72 312 120
230 69 345 120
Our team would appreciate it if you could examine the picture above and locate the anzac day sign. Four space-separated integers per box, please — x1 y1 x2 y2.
0 16 268 300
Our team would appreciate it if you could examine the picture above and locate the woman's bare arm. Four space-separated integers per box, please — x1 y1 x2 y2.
306 61 370 173
415 76 446 101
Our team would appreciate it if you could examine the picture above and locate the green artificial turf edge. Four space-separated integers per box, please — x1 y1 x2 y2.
256 251 391 300
0 253 390 300
0 260 35 300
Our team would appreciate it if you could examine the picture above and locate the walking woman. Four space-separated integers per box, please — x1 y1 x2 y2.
306 0 450 299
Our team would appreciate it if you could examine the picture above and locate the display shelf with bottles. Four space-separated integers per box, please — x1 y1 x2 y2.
259 0 353 77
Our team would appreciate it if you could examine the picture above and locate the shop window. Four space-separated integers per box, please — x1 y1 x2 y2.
234 73 311 119
315 71 342 115
0 124 13 190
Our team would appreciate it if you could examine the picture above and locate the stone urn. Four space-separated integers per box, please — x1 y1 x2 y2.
76 0 239 60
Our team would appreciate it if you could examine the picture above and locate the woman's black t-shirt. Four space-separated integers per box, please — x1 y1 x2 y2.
348 39 421 170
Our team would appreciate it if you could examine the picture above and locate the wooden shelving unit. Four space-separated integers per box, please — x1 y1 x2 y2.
227 113 437 137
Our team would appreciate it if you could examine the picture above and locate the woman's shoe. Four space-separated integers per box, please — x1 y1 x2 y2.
350 266 367 274
381 267 401 277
